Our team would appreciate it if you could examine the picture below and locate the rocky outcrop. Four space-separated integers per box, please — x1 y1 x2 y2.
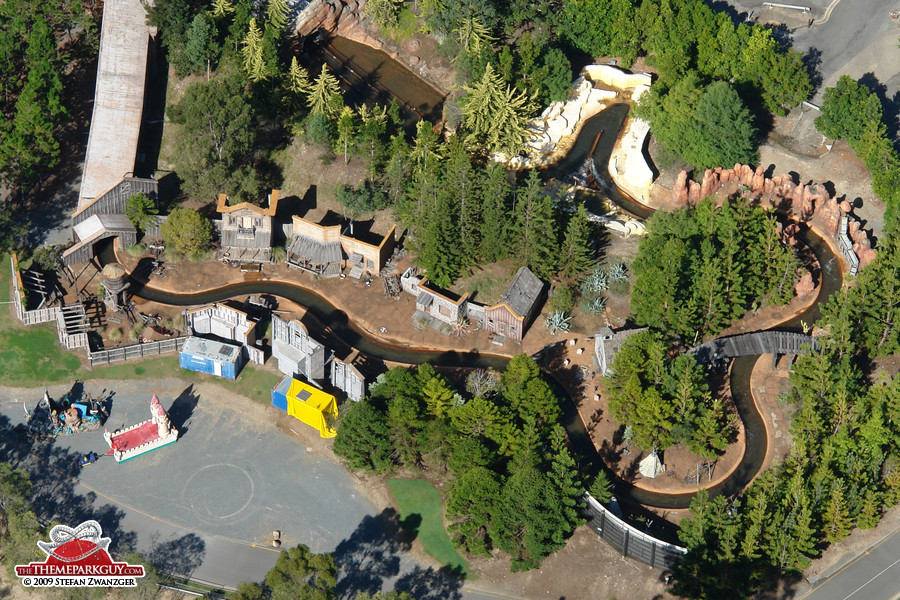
670 165 876 269
296 0 386 55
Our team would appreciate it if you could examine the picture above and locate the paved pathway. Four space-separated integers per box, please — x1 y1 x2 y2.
0 379 500 600
799 526 900 600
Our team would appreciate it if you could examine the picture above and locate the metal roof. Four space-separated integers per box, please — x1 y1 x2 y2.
287 234 343 265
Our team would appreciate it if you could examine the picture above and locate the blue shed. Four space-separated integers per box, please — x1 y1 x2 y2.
271 375 291 412
179 336 242 380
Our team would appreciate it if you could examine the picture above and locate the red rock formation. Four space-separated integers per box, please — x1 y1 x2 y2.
795 271 815 296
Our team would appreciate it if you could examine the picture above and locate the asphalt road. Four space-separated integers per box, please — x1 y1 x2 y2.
0 380 520 600
799 526 900 600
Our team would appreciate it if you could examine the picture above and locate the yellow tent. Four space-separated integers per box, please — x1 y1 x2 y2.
286 379 338 438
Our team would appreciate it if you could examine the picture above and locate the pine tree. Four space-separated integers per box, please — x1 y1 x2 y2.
512 171 558 279
822 481 853 543
549 425 585 530
306 66 342 118
453 15 495 56
419 189 462 287
478 164 512 262
856 491 881 529
447 466 501 556
410 120 441 173
286 56 311 96
241 18 267 81
558 204 595 280
422 376 455 418
210 0 234 18
461 63 536 156
335 106 356 164
265 0 288 33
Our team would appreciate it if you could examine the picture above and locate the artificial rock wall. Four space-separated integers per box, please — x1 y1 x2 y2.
671 165 876 269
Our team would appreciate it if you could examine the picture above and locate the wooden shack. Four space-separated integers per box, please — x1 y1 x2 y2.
482 267 544 342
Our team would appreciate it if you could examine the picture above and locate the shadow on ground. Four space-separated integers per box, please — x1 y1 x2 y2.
333 508 463 600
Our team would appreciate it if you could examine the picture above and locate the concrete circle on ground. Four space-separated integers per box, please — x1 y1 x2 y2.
182 463 256 521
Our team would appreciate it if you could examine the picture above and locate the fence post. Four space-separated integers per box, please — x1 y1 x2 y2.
622 529 629 557
650 541 656 568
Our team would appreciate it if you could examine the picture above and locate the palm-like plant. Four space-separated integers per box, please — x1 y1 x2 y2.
608 262 628 282
581 266 609 294
545 311 572 334
582 295 608 314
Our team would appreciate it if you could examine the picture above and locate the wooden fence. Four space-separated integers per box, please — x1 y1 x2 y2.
582 492 687 570
88 336 188 367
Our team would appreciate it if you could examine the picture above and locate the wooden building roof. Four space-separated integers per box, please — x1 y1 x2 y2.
496 267 544 318
217 190 280 216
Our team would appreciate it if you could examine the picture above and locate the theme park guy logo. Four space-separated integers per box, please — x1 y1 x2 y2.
16 520 145 588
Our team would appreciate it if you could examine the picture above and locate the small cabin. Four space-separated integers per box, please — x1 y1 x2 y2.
482 267 544 342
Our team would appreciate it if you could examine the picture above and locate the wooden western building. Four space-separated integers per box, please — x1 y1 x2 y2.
215 190 279 264
482 266 544 342
286 214 395 278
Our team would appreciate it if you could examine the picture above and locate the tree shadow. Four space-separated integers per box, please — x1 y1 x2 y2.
148 532 207 579
167 385 200 435
333 508 410 599
802 47 823 96
394 564 464 600
858 72 900 143
0 414 138 554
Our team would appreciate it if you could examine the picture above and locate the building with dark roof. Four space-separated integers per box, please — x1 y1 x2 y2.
482 266 544 342
215 190 279 264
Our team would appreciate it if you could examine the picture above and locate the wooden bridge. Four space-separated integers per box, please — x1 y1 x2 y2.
691 330 820 365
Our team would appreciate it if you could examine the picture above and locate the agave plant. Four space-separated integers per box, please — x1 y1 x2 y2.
581 266 609 295
544 310 572 334
451 317 472 337
582 295 608 314
607 262 628 282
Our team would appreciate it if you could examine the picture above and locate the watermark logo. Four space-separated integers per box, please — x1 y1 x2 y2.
16 520 145 588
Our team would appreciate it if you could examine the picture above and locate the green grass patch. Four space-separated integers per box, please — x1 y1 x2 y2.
387 478 470 578
0 325 83 385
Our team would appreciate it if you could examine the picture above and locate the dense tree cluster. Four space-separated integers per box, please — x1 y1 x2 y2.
630 198 799 340
161 206 213 255
604 331 733 456
635 77 757 170
559 0 810 169
168 72 262 203
814 75 900 225
333 357 585 571
560 0 810 114
672 261 900 597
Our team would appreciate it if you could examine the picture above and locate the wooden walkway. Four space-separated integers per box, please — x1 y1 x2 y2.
691 330 820 364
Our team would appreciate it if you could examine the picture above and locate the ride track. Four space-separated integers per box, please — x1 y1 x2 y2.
104 105 843 515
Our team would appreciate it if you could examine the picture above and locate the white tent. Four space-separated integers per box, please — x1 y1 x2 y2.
639 451 664 478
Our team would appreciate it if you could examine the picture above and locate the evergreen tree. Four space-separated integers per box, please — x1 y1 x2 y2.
461 63 536 156
210 0 235 18
265 0 289 33
478 164 512 262
558 204 595 280
410 120 441 173
185 12 220 76
265 544 336 600
423 376 456 418
335 106 356 164
306 66 342 118
690 81 758 170
418 187 462 287
161 207 213 255
332 400 394 472
241 18 263 78
512 171 558 279
286 56 312 96
822 481 853 543
447 466 501 556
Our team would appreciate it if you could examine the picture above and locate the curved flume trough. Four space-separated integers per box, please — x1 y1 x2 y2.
109 103 842 511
